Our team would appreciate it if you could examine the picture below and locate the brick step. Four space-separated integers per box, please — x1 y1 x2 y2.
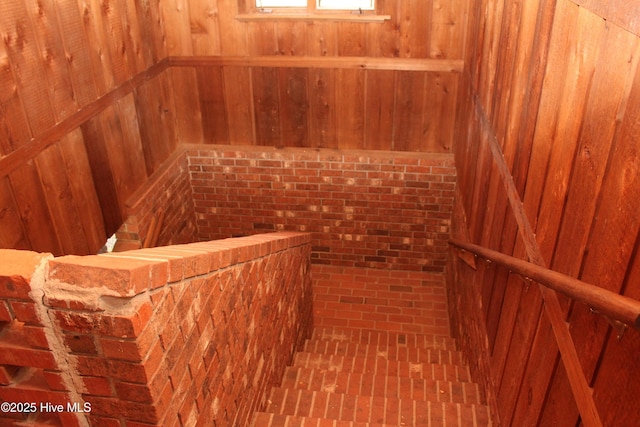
303 340 464 365
262 387 492 426
282 367 485 405
251 412 394 427
311 327 457 349
293 352 471 383
313 271 446 300
313 288 448 312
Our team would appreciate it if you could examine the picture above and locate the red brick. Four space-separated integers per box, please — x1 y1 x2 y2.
100 338 144 362
48 255 167 296
115 381 153 403
84 396 159 424
0 276 32 300
0 343 57 369
0 365 21 385
64 333 99 355
87 416 122 427
0 301 13 322
0 250 50 280
8 301 41 325
42 370 68 391
1 321 49 349
83 375 114 396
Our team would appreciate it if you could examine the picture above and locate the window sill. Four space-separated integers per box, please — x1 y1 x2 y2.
236 13 391 23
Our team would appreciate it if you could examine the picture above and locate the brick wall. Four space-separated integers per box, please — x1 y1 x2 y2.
115 150 198 249
0 232 312 426
0 250 85 427
187 145 456 272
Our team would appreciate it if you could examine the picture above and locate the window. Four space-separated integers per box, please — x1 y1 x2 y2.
242 0 387 22
256 0 375 11
317 0 374 10
256 0 306 7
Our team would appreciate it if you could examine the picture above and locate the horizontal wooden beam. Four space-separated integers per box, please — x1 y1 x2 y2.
168 55 464 73
0 59 170 179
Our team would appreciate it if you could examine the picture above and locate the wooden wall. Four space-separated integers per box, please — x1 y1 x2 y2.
168 57 461 151
0 0 169 255
161 0 468 58
451 0 640 425
161 0 469 151
0 0 471 256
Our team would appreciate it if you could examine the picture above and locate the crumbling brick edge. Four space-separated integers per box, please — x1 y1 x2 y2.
0 231 313 426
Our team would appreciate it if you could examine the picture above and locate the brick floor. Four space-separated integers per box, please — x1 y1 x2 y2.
250 266 493 426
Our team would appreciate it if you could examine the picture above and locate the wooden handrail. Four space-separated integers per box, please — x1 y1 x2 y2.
449 238 640 329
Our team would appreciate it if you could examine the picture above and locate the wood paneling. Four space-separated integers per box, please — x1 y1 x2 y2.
1 0 467 256
162 0 469 59
0 0 168 255
451 0 640 425
169 58 460 150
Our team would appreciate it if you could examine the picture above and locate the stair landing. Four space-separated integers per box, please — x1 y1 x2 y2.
251 265 492 426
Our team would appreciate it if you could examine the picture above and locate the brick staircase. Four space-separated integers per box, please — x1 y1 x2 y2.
250 266 493 426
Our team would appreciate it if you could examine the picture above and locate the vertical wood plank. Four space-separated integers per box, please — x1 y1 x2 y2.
476 0 505 117
223 66 254 144
0 0 56 135
8 162 62 255
189 0 222 55
367 0 399 57
25 0 78 121
95 106 136 217
276 21 308 55
497 0 541 171
335 68 365 148
78 0 116 93
278 68 309 147
35 144 91 255
0 44 31 153
252 67 281 146
0 177 30 250
81 117 122 236
551 12 637 280
248 22 277 55
218 0 249 55
488 0 521 146
337 23 366 56
364 70 396 150
117 0 148 74
54 0 99 107
115 93 150 191
393 71 426 151
398 0 430 58
430 0 468 59
546 30 640 425
58 129 106 253
135 72 178 174
509 313 558 426
308 68 337 148
591 248 640 427
422 72 458 151
134 0 167 65
523 1 598 263
197 65 229 143
99 0 135 86
172 67 205 144
307 21 338 56
160 0 194 55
